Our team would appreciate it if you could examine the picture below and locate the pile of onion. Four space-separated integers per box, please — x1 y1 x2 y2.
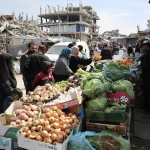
22 84 62 102
21 106 79 145
10 104 41 128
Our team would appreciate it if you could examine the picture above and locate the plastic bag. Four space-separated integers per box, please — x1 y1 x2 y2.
103 65 131 81
67 131 101 150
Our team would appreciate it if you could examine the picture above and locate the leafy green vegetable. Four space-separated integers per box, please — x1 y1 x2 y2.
82 79 103 98
86 95 107 111
112 80 134 98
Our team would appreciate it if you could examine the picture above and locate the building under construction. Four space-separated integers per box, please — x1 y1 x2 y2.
38 4 100 42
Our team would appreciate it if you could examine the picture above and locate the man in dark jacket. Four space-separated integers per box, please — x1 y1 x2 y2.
24 45 50 92
101 44 112 60
140 39 150 112
0 47 17 113
20 42 37 93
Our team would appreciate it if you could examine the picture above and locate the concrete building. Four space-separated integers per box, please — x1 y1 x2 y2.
38 4 100 42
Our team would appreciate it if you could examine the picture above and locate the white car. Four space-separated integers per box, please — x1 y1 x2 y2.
45 41 90 63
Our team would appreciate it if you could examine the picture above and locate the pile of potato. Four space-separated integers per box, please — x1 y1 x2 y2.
22 84 62 102
21 106 79 145
10 104 41 128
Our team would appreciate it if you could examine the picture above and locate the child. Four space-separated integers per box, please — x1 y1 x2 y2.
32 61 55 88
3 88 23 112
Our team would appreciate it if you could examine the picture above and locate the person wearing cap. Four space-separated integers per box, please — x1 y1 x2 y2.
24 45 50 93
140 39 150 112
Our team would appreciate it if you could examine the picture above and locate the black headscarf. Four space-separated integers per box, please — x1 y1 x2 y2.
41 61 53 74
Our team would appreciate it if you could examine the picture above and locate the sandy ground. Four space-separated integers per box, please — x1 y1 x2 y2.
15 74 26 96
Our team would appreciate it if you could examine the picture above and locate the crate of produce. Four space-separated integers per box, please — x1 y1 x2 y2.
85 103 129 123
86 122 127 136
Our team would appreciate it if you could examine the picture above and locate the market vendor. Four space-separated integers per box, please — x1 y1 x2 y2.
140 39 150 112
53 47 73 82
69 46 92 73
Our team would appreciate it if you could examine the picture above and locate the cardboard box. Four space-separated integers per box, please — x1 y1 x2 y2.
106 92 130 104
17 130 73 150
85 109 127 123
86 122 127 136
0 115 23 150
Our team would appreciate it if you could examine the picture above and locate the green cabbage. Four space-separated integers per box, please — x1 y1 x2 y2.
86 95 107 111
112 80 134 98
82 79 103 98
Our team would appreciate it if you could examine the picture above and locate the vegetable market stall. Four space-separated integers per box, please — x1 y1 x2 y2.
0 58 136 150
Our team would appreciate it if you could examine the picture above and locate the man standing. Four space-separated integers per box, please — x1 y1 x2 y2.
141 39 150 113
0 46 17 113
24 45 50 92
20 42 37 94
101 44 112 60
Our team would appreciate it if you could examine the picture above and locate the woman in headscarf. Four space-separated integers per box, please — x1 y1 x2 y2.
0 47 17 113
69 46 92 73
53 47 73 82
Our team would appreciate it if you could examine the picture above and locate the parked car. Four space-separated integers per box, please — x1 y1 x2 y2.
45 41 90 63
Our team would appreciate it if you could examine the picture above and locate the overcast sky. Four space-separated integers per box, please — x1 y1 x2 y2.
0 0 150 35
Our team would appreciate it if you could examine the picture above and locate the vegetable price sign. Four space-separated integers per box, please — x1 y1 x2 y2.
0 137 11 150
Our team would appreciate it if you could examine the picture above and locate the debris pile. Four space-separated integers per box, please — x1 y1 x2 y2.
0 15 47 43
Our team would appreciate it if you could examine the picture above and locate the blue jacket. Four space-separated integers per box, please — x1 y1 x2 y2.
3 96 14 112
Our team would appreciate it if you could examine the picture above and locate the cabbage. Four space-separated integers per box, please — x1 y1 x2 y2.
86 95 107 111
112 80 134 98
82 79 103 98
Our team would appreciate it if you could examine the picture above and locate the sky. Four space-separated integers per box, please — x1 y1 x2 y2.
0 0 150 35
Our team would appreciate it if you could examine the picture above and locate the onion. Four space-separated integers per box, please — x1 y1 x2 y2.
33 111 39 115
52 112 59 118
65 129 71 134
49 117 55 123
72 123 77 127
44 120 49 125
71 115 77 120
36 125 43 131
40 130 49 138
44 125 51 131
19 113 29 120
31 126 36 131
61 124 67 131
44 108 50 113
33 95 40 101
23 97 28 101
53 122 59 129
39 97 44 102
56 134 63 142
26 111 34 117
23 127 29 132
39 119 45 125
32 120 39 126
27 122 32 128
53 128 61 135
15 120 21 124
51 133 57 140
44 137 52 144
57 109 63 116
26 130 31 136
51 106 57 111
74 119 79 124
36 135 43 141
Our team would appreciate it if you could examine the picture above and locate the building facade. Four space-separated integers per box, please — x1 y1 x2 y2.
38 4 100 42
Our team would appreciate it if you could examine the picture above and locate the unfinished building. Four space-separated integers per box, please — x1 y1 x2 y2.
38 4 100 42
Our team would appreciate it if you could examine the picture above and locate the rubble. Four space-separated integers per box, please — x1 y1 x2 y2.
0 14 48 43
